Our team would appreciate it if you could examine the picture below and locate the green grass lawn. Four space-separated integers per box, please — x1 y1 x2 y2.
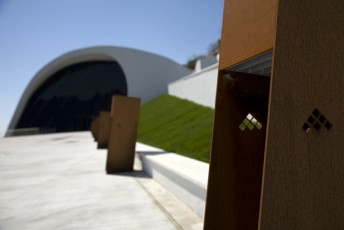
137 94 214 163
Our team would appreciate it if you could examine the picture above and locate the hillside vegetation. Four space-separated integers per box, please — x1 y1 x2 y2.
137 95 214 163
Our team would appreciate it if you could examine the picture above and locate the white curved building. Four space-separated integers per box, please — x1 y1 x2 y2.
7 46 190 136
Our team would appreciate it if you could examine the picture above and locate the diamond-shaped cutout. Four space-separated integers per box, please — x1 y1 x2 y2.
247 123 254 130
303 108 332 132
246 113 253 120
312 109 320 118
239 113 263 131
324 121 333 130
307 116 315 125
318 115 326 124
239 123 246 131
243 118 250 126
256 122 263 130
302 123 311 132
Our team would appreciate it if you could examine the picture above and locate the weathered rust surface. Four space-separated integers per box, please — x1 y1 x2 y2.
219 0 277 70
259 0 344 229
206 0 344 228
204 72 270 229
90 116 99 142
97 111 111 149
106 96 141 173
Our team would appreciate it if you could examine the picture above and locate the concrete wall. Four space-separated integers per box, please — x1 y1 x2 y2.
168 63 218 108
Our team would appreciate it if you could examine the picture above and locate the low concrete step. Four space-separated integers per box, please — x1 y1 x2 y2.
136 143 209 218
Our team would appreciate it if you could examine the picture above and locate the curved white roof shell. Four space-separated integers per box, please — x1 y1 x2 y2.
8 46 191 131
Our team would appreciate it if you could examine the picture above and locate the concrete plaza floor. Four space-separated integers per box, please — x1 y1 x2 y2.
0 132 203 230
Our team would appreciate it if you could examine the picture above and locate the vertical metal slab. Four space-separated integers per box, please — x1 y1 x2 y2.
97 111 111 149
90 116 99 142
204 72 270 229
219 0 277 69
204 0 276 228
106 96 141 173
259 0 344 229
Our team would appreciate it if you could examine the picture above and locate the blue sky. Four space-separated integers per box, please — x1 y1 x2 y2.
0 0 224 136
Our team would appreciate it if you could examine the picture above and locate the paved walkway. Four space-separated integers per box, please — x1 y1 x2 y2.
0 132 203 230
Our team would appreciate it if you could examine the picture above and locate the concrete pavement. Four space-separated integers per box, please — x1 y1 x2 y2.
0 132 203 230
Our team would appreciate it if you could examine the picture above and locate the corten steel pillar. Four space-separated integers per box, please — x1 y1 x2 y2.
97 111 111 149
259 0 344 229
204 0 344 229
90 116 99 142
106 95 141 173
204 0 276 228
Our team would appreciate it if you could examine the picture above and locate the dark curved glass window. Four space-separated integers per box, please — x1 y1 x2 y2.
16 61 127 133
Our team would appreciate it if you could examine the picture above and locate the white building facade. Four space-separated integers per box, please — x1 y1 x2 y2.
7 46 190 135
168 56 219 108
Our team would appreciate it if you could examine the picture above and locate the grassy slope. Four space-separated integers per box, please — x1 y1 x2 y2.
138 95 214 163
